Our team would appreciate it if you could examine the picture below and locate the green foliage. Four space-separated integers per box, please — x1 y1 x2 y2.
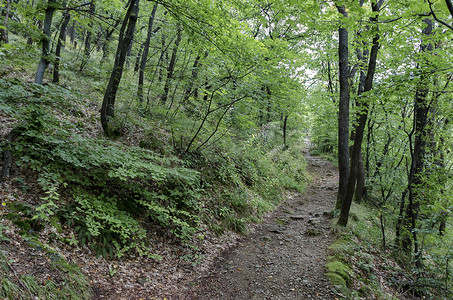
62 190 148 258
309 91 337 155
194 126 307 234
0 77 203 257
1 0 310 268
329 202 453 299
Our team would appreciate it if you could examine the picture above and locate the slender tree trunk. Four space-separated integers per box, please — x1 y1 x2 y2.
35 0 56 84
134 42 145 72
401 19 433 268
355 154 365 201
53 6 70 83
101 18 120 63
283 115 288 148
80 0 95 71
69 20 75 45
161 25 182 104
158 24 168 83
182 51 208 104
327 61 335 98
336 4 350 210
137 2 158 102
100 0 139 136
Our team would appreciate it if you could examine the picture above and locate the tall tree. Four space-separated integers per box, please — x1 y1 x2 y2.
80 0 96 71
338 0 384 226
161 24 182 104
0 0 11 44
35 0 56 84
53 3 71 83
137 2 158 103
335 3 350 209
400 18 433 267
100 0 139 136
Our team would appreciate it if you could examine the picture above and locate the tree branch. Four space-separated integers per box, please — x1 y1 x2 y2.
429 0 453 31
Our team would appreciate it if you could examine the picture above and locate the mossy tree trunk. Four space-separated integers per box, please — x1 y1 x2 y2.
35 0 56 84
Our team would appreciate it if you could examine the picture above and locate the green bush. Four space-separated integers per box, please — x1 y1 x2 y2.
1 78 203 257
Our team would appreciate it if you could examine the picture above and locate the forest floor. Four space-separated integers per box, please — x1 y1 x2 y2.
1 143 341 300
182 148 341 299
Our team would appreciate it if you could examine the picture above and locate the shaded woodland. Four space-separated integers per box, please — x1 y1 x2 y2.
0 0 453 298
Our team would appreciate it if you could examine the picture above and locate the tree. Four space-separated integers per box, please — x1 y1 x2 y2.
53 2 71 83
80 0 96 71
400 18 433 267
161 24 182 104
35 0 57 84
100 0 139 136
335 3 350 209
0 0 11 44
137 2 158 103
338 0 384 226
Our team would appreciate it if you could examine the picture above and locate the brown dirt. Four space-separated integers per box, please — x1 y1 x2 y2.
184 149 341 299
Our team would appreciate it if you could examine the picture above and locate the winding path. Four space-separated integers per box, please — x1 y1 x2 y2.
192 150 340 299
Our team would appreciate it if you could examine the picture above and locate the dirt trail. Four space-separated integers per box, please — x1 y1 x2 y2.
191 149 339 299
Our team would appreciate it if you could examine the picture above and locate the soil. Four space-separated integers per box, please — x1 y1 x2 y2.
186 149 340 299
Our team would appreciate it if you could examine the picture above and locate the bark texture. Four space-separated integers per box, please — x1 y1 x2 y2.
335 4 350 209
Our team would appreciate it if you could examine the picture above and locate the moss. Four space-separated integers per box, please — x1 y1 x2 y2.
326 260 352 285
305 228 322 236
328 239 354 255
325 272 346 286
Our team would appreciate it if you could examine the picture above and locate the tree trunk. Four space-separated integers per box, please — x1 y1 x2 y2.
401 19 433 267
161 25 182 104
100 0 139 136
80 0 95 71
335 4 350 210
69 20 75 45
355 153 365 201
35 0 56 84
182 51 208 104
338 1 382 226
53 6 70 83
137 2 158 103
0 0 11 44
101 18 120 63
134 42 145 72
327 61 335 98
283 115 288 148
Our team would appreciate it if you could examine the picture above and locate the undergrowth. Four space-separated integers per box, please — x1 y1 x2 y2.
0 56 307 257
328 202 453 300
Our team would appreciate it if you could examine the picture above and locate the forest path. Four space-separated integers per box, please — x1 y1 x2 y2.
191 149 340 299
